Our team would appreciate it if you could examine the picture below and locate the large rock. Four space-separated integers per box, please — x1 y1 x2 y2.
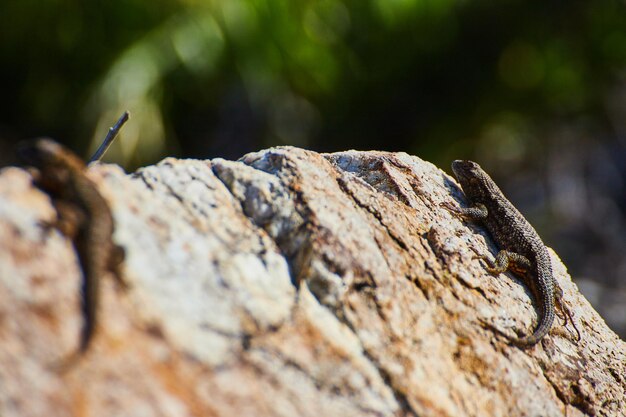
0 147 624 417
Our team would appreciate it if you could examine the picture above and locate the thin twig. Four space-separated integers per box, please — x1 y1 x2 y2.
88 111 130 163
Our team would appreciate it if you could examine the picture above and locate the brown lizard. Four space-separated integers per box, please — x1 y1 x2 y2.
17 138 125 356
443 160 580 347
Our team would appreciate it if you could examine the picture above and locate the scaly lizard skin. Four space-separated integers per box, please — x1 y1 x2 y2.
17 138 124 354
444 160 561 347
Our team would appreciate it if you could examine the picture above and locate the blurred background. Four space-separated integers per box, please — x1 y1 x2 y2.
0 0 625 337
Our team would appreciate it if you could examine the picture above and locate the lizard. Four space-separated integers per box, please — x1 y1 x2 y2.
442 159 580 347
17 138 125 356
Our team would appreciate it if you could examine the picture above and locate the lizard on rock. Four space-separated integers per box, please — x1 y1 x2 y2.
17 138 125 356
443 160 579 347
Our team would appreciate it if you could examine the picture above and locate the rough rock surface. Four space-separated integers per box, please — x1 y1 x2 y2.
0 147 624 417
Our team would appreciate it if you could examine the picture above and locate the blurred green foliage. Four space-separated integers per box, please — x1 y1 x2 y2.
0 0 624 167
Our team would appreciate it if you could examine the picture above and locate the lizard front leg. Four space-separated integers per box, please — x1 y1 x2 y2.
441 201 488 221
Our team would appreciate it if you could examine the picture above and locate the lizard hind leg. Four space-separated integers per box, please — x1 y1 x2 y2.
471 249 511 275
108 244 128 289
472 249 533 276
484 250 511 275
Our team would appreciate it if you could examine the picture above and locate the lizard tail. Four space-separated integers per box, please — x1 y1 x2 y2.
509 298 556 347
79 285 96 353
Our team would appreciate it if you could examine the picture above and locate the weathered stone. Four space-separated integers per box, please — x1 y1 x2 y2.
0 147 624 417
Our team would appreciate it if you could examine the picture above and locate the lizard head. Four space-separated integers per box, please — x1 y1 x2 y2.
451 160 483 183
451 160 495 201
17 138 63 166
17 138 86 188
17 138 85 171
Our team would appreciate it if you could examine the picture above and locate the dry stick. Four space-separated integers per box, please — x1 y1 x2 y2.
88 111 130 163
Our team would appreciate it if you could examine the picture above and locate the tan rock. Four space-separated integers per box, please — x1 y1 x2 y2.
0 147 624 417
